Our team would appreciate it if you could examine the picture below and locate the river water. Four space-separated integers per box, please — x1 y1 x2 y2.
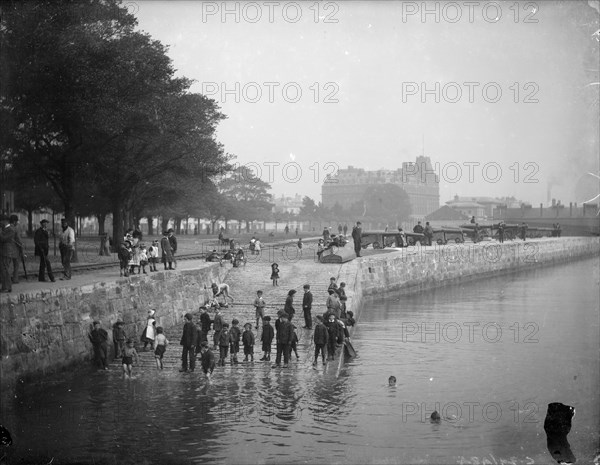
1 257 598 464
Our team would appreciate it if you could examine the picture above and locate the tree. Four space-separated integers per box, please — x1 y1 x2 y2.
218 166 273 232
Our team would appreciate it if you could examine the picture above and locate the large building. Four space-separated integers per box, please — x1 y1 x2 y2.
321 156 440 219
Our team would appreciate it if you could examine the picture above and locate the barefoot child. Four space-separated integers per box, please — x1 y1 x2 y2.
229 319 241 365
154 327 168 370
122 339 139 378
218 323 230 367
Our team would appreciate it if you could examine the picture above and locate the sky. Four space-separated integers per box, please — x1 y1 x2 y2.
133 0 600 206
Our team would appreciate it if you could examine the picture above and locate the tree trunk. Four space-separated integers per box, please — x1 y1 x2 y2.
147 215 154 236
161 216 169 233
27 209 34 236
112 198 125 253
97 213 106 235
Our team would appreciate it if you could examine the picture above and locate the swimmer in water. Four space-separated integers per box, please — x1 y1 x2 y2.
388 376 397 386
430 411 441 423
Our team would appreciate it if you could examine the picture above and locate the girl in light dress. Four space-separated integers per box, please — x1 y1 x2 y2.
141 309 156 351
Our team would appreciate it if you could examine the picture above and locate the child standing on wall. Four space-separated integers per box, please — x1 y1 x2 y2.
122 339 139 379
139 244 149 274
154 327 168 370
148 240 159 272
118 240 132 277
242 323 255 362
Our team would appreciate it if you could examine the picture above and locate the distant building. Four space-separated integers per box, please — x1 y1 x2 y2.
445 195 508 219
272 194 303 215
321 156 440 219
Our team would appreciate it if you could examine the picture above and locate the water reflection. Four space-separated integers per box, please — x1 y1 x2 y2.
1 258 598 464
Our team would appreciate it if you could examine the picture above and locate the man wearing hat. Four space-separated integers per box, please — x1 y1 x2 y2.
34 219 55 282
0 214 18 292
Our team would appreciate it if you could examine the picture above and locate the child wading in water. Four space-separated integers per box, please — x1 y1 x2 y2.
229 319 241 365
154 327 168 370
260 316 274 361
218 323 230 366
270 263 280 286
122 339 139 378
242 323 255 362
290 325 300 360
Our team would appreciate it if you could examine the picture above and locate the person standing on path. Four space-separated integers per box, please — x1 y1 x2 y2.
179 313 197 372
161 231 174 270
351 221 362 257
34 219 55 282
0 214 17 293
59 218 75 280
168 229 178 269
302 284 313 329
8 215 24 284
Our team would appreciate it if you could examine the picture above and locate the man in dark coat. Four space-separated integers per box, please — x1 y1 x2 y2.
273 313 293 368
413 221 424 234
302 284 313 329
312 315 329 366
0 215 18 292
34 219 55 282
351 221 362 257
168 229 178 269
180 313 197 372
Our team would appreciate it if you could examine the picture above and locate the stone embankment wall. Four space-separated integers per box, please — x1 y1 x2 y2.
0 264 226 389
337 237 599 369
356 237 599 296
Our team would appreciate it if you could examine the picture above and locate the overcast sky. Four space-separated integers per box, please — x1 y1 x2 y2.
134 1 599 205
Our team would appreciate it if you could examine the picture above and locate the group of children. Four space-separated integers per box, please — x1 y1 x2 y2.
118 238 159 277
98 276 356 379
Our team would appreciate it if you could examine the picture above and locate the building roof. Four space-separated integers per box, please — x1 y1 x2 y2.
447 196 505 205
425 205 470 221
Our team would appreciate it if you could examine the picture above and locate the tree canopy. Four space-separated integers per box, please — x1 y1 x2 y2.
1 0 231 246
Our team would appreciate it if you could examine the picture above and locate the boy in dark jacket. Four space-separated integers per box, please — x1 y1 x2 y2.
273 313 293 368
199 341 216 381
325 313 339 361
180 313 197 372
313 315 329 366
200 306 212 336
218 323 230 366
260 316 274 361
242 323 255 362
229 319 241 365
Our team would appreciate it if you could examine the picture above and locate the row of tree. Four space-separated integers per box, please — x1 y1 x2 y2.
1 0 256 247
